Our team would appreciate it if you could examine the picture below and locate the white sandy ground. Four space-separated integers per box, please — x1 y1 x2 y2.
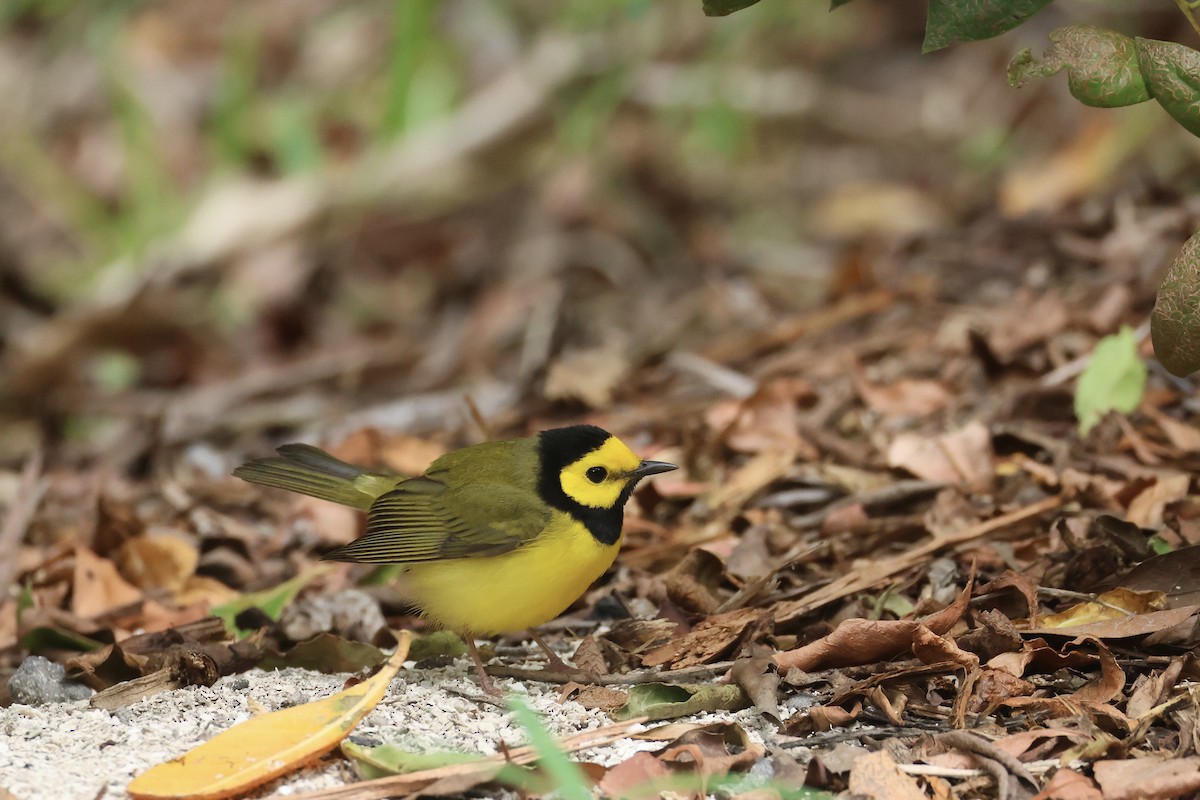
0 658 795 800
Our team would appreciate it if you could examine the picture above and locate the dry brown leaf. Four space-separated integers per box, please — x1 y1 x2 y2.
375 433 448 476
705 449 797 515
776 574 972 672
1110 545 1200 606
1038 588 1166 628
991 728 1091 760
810 181 947 238
911 625 979 670
544 340 630 408
776 496 1061 624
998 116 1127 216
819 503 870 536
958 609 1023 661
294 496 362 546
570 635 609 676
986 291 1070 360
641 608 762 669
1071 639 1125 705
0 600 17 652
705 378 814 455
1146 409 1200 454
1126 473 1190 528
115 533 198 593
1126 658 1185 720
854 372 949 418
172 575 239 608
887 421 992 490
662 549 725 615
971 668 1035 710
987 637 1098 678
1002 695 1133 732
1027 604 1199 640
1093 755 1200 800
802 702 862 732
979 569 1041 625
596 752 670 800
846 749 925 800
560 683 629 713
73 546 143 619
1033 766 1103 800
729 645 780 723
655 723 764 777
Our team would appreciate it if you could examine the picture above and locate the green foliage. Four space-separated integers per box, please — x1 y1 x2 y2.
406 630 468 661
1152 230 1200 376
614 682 749 721
212 568 328 637
704 0 764 15
340 740 492 779
923 0 1053 53
259 632 386 673
507 698 594 800
1134 37 1200 138
1075 326 1147 437
346 699 835 798
380 0 436 138
700 0 1200 374
1008 26 1150 108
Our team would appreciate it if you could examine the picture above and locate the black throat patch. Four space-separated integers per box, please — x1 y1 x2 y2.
536 425 628 546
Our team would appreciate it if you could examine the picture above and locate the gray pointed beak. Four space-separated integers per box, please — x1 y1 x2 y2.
630 460 677 479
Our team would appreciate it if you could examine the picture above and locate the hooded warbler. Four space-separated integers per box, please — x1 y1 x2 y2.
234 424 675 692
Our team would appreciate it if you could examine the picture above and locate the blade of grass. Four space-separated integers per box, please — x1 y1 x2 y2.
506 698 593 800
379 0 435 138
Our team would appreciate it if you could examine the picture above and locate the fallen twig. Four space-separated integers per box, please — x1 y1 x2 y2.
486 661 736 686
774 495 1064 623
286 716 648 799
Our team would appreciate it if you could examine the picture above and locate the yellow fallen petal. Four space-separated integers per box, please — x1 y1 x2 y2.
127 630 412 800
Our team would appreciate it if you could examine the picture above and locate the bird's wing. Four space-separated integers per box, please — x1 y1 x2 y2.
322 477 552 564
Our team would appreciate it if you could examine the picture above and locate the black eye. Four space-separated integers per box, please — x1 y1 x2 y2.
586 466 607 483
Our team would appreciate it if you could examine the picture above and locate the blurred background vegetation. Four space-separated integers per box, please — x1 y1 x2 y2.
0 0 1193 467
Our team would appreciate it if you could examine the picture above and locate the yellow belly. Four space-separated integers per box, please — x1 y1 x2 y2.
400 512 621 636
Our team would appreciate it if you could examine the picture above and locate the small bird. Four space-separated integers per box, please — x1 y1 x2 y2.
234 424 676 693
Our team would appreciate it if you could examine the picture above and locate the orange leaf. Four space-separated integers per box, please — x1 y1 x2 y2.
127 630 412 800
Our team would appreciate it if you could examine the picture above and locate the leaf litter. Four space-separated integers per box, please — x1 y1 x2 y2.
5 4 1200 800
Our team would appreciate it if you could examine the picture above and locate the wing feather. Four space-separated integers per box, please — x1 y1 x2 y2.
322 477 551 564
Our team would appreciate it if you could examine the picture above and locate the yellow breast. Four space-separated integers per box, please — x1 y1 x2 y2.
400 511 621 636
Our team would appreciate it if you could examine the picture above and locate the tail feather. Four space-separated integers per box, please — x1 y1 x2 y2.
233 444 391 511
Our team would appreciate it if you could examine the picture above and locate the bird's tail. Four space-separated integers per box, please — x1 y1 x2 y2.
233 443 393 510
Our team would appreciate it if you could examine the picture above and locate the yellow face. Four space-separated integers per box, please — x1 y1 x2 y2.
558 436 644 509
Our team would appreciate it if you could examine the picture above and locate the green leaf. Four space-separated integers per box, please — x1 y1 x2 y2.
259 632 386 673
1008 26 1150 108
703 0 762 16
340 741 489 780
507 698 593 800
924 0 1054 54
1135 37 1200 138
1149 536 1173 556
613 682 749 721
407 630 468 662
1075 326 1147 436
211 566 329 637
1152 229 1200 376
20 626 105 655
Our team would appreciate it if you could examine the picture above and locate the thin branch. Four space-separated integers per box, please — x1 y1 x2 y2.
485 661 736 686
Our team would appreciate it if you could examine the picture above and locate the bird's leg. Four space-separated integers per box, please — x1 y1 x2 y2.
529 631 575 674
465 636 501 697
